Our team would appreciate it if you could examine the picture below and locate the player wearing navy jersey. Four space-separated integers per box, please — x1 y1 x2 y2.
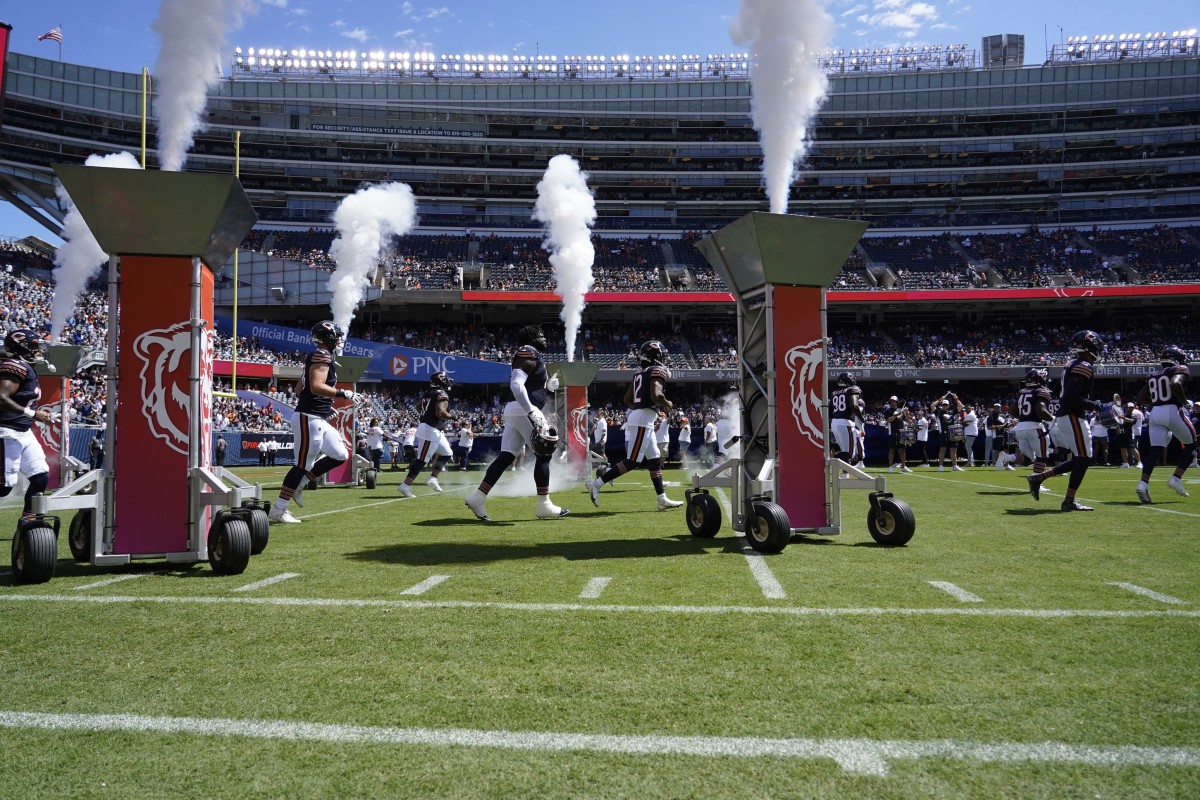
587 340 684 511
465 324 568 521
1133 346 1196 503
830 372 865 465
1014 368 1055 477
0 329 54 517
1027 330 1104 511
399 372 457 497
269 321 355 524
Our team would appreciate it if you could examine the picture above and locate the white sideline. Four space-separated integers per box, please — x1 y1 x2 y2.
927 581 984 603
715 489 787 600
1 710 1197 777
1106 582 1187 605
906 473 1200 518
234 573 301 593
580 577 612 599
400 575 450 596
72 573 150 591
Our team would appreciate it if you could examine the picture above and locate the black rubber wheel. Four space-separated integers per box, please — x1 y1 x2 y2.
686 493 722 538
12 524 57 584
68 509 92 563
364 469 377 490
745 501 791 554
244 507 269 556
208 516 252 576
306 478 319 491
867 497 916 546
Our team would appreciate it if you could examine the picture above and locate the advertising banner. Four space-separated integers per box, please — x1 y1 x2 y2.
326 392 357 484
565 385 590 464
33 375 68 489
772 285 829 531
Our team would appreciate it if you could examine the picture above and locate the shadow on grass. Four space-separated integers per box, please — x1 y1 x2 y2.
348 534 743 566
789 535 900 549
975 490 1026 496
1004 508 1068 516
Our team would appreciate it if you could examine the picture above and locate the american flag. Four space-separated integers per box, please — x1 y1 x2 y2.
37 28 63 44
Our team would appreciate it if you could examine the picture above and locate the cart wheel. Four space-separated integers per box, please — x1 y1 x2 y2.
746 501 791 554
12 523 57 584
867 497 916 546
68 509 93 563
686 493 722 538
208 515 252 576
244 507 270 556
364 469 377 490
306 478 319 491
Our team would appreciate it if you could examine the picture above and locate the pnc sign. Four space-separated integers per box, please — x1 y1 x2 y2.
391 355 410 376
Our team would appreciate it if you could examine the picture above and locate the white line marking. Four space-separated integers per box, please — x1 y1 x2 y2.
928 581 984 603
298 486 473 520
1107 582 1188 605
1 710 1197 776
715 489 787 600
3 593 1199 620
580 577 612 599
72 573 150 591
400 575 450 596
233 573 301 593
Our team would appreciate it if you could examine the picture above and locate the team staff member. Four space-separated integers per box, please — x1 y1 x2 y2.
1027 330 1105 511
592 410 608 463
588 340 684 511
962 404 980 467
983 403 1003 466
1134 346 1196 503
399 372 456 496
930 393 965 472
0 329 55 518
269 321 354 524
465 325 569 521
885 396 913 473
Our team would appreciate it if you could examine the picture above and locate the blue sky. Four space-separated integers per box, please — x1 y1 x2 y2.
1 0 1195 241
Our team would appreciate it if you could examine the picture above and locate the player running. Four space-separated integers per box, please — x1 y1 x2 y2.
1134 346 1196 503
398 371 456 497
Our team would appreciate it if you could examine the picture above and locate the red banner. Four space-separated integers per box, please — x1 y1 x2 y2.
114 256 213 555
772 285 829 531
565 385 590 464
460 290 736 304
325 390 357 484
33 375 68 490
213 360 273 378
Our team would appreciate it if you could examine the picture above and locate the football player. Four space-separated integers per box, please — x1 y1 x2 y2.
1046 385 1072 468
465 324 568 521
0 329 55 518
1014 368 1054 477
269 321 355 524
830 372 864 465
587 340 685 511
930 392 965 471
398 371 456 497
885 396 913 473
1027 330 1104 511
1133 346 1196 503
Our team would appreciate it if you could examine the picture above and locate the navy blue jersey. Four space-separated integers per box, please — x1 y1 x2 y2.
1017 386 1052 423
934 409 956 433
1146 364 1190 408
1048 396 1062 418
1058 357 1095 417
830 385 862 421
511 345 548 409
420 388 450 429
294 348 337 418
629 364 671 410
0 356 40 432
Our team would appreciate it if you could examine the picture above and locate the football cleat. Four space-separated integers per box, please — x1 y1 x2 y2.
900 465 913 473
952 464 964 472
588 477 601 507
657 497 684 511
397 483 414 498
291 483 305 508
1136 481 1152 504
535 498 570 519
1167 476 1190 497
1026 475 1041 501
268 508 302 524
1060 500 1094 512
464 490 490 521
426 477 444 493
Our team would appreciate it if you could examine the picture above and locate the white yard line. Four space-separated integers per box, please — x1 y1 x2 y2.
9 593 1192 622
233 573 301 593
1 710 1196 777
400 575 451 596
72 573 151 591
1106 582 1188 605
299 485 472 520
714 488 787 600
580 577 612 599
927 581 984 603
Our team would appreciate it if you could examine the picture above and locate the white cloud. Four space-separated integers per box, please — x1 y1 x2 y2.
341 27 370 43
854 1 940 37
401 1 413 14
841 4 867 17
331 19 345 29
393 28 416 37
261 0 288 7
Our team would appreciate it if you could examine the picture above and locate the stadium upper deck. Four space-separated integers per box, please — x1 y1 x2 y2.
1 35 1198 235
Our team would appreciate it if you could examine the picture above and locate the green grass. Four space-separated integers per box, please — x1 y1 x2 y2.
2 463 1199 798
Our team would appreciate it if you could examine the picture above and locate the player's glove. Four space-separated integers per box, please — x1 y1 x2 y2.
528 407 548 434
546 374 561 392
337 389 356 402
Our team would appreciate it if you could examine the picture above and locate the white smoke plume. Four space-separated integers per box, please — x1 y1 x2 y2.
731 0 834 214
50 151 142 341
328 183 418 334
533 154 596 362
152 0 251 172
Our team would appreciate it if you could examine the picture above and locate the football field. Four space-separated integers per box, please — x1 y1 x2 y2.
2 464 1199 799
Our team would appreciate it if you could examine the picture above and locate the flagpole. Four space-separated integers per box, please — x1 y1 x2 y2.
57 23 62 61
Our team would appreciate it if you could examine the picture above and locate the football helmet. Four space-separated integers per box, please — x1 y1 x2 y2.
310 321 344 352
836 371 854 387
1070 330 1103 361
639 340 668 367
1159 345 1189 367
3 329 44 361
530 425 559 458
430 371 454 391
1023 367 1049 387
